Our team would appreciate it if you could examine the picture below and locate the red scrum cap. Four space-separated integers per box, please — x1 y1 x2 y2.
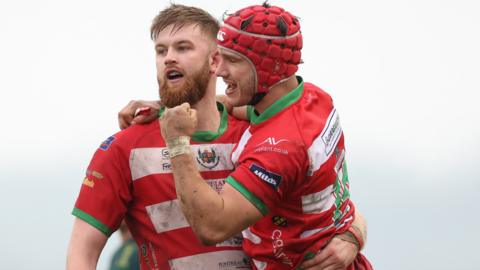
217 2 303 95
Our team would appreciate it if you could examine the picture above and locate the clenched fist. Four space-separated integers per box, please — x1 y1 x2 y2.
160 103 198 140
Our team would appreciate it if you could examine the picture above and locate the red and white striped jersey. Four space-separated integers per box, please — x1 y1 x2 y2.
227 77 355 270
73 104 251 270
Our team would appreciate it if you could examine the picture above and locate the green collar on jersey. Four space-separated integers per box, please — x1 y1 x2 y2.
158 102 228 142
247 76 304 125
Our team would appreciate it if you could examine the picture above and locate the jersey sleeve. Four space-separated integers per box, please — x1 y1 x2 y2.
72 135 132 236
226 140 307 215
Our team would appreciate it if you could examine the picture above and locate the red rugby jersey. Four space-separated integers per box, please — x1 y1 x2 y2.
73 104 251 270
227 77 355 270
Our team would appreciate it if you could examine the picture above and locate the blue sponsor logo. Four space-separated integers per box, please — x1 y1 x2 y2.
99 136 115 151
249 163 282 189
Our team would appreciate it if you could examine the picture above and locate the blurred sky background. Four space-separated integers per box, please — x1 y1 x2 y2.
1 0 479 269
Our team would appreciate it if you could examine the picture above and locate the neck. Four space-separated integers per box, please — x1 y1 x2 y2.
191 75 220 132
254 75 298 114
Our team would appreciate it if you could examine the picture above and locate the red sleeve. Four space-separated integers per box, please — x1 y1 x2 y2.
72 135 132 236
226 140 307 215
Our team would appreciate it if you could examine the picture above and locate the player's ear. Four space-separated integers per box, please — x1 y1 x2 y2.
209 49 220 73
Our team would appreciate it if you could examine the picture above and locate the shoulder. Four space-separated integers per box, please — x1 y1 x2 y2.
302 82 335 111
96 121 161 154
226 114 250 137
291 81 338 127
269 81 340 151
228 115 249 129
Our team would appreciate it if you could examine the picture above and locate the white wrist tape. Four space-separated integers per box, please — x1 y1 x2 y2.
166 136 191 158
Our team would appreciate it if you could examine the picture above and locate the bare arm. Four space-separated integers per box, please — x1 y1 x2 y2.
117 97 246 130
169 153 262 244
66 218 108 270
160 104 262 244
351 210 367 245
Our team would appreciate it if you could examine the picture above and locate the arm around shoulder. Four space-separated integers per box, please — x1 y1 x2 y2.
169 153 263 245
192 181 263 245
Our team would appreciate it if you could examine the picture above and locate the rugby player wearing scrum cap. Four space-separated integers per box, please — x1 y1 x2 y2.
162 2 373 269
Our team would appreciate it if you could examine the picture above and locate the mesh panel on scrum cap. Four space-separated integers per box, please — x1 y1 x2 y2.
216 4 303 94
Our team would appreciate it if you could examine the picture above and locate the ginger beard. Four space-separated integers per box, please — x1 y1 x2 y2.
158 61 210 108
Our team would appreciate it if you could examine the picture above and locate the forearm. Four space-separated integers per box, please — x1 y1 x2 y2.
161 104 261 243
351 210 367 247
334 209 367 253
170 153 230 244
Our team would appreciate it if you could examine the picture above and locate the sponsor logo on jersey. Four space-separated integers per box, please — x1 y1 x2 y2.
320 110 342 156
86 170 103 179
139 242 159 269
161 148 170 159
140 244 147 257
83 170 104 187
256 137 289 146
217 30 226 42
334 146 341 158
249 163 282 189
334 147 346 174
82 177 95 188
162 162 171 171
99 136 115 151
196 147 220 169
139 244 154 269
272 216 288 227
218 258 251 269
271 229 293 266
254 146 289 155
304 92 314 105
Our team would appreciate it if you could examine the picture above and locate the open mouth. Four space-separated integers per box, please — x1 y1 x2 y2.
166 70 184 81
224 81 237 95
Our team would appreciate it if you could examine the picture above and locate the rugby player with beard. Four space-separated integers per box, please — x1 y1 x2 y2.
67 5 252 270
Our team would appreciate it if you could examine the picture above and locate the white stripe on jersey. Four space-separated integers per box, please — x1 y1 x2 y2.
216 233 243 247
130 144 236 181
252 258 267 270
231 128 252 165
145 178 225 234
168 250 250 270
242 227 261 244
307 109 342 176
146 199 188 233
301 184 335 214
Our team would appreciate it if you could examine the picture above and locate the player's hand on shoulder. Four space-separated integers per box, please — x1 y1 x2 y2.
216 95 233 114
216 95 248 121
118 100 161 129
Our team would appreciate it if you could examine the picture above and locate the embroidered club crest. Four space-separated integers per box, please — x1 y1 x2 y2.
196 148 220 169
